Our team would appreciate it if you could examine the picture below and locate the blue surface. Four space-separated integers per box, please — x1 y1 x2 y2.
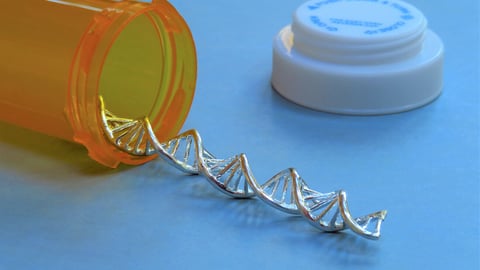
0 0 479 269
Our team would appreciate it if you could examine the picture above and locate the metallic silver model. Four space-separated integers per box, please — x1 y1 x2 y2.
100 97 387 240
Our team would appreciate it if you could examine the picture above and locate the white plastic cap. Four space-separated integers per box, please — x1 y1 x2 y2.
271 0 444 115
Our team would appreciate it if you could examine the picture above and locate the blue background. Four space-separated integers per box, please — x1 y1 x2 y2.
0 0 478 269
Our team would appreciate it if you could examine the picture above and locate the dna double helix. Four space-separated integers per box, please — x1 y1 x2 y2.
100 97 387 240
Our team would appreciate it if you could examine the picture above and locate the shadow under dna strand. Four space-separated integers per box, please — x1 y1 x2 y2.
157 169 286 228
168 173 381 266
154 165 382 255
291 230 380 266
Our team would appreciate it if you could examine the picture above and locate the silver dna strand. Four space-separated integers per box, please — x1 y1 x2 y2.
99 97 387 240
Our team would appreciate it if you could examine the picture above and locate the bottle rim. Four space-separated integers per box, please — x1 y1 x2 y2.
66 1 197 168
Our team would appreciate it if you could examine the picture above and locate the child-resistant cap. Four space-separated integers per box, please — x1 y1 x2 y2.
271 0 444 115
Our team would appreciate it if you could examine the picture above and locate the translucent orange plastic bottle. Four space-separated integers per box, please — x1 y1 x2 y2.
0 0 197 167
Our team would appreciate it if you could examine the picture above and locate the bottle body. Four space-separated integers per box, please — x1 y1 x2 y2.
0 0 197 167
0 0 95 141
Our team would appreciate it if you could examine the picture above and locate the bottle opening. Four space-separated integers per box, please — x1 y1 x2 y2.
67 2 197 168
99 11 164 121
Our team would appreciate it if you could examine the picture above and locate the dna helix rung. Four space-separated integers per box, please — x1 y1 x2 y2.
100 97 387 240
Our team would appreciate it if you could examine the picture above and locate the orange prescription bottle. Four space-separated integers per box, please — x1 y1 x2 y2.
0 0 197 168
